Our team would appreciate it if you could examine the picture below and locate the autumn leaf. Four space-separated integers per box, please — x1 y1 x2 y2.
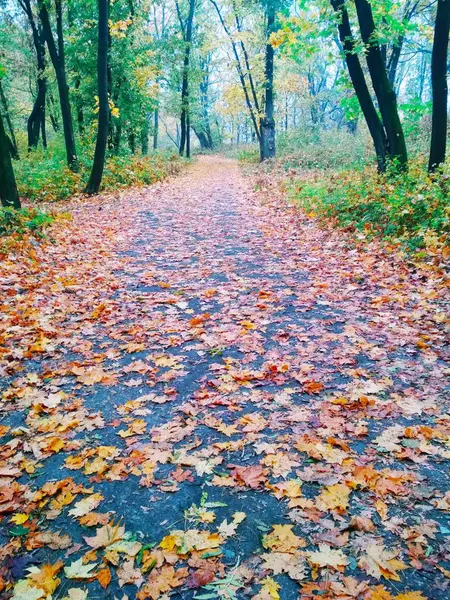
83 523 125 549
262 525 306 553
26 560 63 595
359 544 408 581
316 483 351 512
306 545 349 569
69 493 103 518
64 559 98 580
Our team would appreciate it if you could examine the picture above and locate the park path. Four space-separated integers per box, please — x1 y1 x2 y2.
0 156 449 599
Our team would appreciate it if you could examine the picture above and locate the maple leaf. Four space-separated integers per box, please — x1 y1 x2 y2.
262 524 306 553
64 559 98 579
11 580 45 600
137 566 188 600
306 545 349 569
253 576 281 600
117 558 144 588
261 551 306 581
316 483 351 512
26 560 63 595
69 493 103 517
11 513 29 525
79 512 110 526
83 522 125 549
217 511 246 538
358 543 408 581
229 464 268 488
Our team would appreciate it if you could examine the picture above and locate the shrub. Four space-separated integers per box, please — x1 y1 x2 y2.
289 159 450 255
14 139 184 203
0 207 54 238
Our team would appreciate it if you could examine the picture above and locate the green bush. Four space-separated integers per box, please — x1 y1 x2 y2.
14 140 184 203
0 207 54 238
289 160 450 255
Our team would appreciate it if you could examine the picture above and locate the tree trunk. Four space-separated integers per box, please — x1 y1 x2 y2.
0 112 20 209
38 0 78 171
178 0 195 157
141 115 149 155
331 0 387 170
86 0 109 194
260 0 276 161
355 0 407 168
20 0 47 150
48 91 60 132
429 0 450 172
0 82 19 160
153 108 159 150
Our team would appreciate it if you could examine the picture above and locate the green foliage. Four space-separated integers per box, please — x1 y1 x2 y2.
14 140 184 203
0 207 54 238
290 160 450 254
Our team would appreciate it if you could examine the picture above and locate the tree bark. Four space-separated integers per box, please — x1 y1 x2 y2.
355 0 408 168
331 0 387 170
0 82 19 160
260 0 276 161
429 0 450 171
153 108 159 150
38 0 78 171
86 0 109 194
178 0 195 158
0 112 20 209
19 0 47 150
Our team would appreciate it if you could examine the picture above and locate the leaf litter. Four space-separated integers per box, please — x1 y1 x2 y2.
0 156 449 599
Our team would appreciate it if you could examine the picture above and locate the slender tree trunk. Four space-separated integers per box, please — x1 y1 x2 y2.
186 114 191 158
38 0 78 171
141 115 149 155
260 0 276 161
86 0 109 194
331 0 387 170
210 0 261 144
355 0 407 168
0 112 20 209
20 0 47 150
48 91 60 132
153 108 159 150
429 0 450 171
0 82 19 160
178 0 195 157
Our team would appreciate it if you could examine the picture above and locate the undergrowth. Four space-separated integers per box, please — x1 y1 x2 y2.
289 160 450 257
14 140 184 203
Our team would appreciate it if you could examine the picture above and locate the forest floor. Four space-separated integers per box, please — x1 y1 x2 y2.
1 156 450 600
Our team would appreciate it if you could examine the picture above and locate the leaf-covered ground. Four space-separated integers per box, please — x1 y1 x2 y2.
1 156 449 600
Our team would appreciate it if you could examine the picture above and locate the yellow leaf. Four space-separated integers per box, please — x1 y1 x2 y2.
11 513 29 525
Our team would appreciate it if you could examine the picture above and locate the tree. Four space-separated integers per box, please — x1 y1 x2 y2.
18 0 47 150
260 0 277 160
0 111 20 209
354 0 408 168
331 0 387 170
0 80 19 159
38 0 78 171
177 0 196 158
86 0 110 194
428 0 450 172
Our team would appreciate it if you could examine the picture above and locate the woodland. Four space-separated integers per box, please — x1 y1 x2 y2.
0 0 450 599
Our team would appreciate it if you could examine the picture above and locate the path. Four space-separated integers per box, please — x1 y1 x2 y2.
1 156 449 599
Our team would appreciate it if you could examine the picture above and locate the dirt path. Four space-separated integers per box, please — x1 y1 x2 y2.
1 156 449 599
